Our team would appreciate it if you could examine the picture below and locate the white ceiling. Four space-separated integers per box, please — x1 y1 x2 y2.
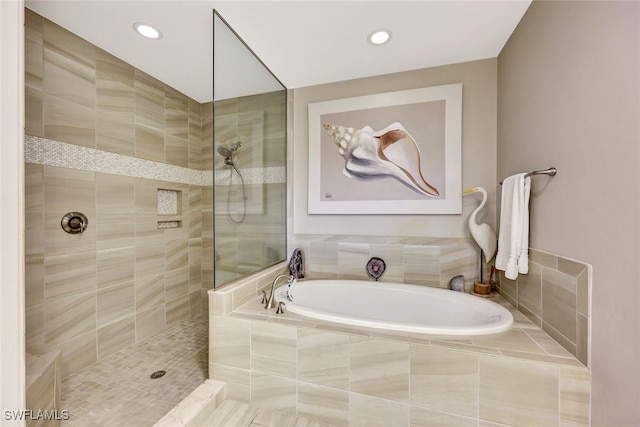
25 0 531 103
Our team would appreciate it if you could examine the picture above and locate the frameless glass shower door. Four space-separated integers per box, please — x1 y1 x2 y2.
211 11 287 288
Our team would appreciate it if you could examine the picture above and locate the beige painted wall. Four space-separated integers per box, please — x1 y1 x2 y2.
292 59 498 238
497 1 640 424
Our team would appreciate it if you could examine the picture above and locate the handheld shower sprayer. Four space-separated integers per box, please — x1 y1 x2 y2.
216 141 246 223
217 141 242 164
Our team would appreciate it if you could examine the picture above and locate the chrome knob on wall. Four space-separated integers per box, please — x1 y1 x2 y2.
61 212 88 234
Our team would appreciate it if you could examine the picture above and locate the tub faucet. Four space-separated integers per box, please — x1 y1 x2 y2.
265 274 295 310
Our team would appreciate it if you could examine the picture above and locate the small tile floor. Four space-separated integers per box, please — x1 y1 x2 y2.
61 312 209 427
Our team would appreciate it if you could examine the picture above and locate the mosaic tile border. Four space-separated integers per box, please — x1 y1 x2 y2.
25 135 285 186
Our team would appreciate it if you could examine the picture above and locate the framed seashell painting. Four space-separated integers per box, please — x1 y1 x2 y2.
308 83 462 214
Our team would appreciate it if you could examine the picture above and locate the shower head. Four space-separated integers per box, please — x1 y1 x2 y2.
217 146 233 158
217 141 242 159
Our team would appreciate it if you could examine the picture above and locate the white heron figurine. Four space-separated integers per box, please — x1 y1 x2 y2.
463 187 497 264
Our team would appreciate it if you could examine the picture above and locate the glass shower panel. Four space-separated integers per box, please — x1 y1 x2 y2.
212 12 287 288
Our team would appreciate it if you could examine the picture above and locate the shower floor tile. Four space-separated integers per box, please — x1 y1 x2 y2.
61 312 208 427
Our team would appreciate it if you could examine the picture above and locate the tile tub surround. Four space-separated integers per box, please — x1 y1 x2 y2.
288 235 484 289
497 249 591 366
208 279 590 427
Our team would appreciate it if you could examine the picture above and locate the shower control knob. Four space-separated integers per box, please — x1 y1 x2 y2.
61 212 88 234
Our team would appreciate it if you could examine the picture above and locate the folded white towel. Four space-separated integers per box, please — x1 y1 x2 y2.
495 173 531 280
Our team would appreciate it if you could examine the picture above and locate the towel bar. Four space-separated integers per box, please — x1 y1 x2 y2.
499 167 557 185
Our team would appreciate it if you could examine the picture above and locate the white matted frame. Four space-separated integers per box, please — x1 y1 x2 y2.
308 83 462 214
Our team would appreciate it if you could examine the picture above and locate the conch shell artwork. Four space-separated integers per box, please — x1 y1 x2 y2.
322 122 440 197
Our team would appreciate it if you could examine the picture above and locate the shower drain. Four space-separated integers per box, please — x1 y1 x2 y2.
150 370 166 379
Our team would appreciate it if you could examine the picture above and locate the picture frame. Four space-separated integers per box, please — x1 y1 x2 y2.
307 83 462 214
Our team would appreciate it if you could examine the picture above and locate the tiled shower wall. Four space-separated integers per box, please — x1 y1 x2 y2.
24 9 211 378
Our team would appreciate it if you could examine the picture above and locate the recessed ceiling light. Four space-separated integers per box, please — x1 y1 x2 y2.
133 22 162 40
367 29 392 45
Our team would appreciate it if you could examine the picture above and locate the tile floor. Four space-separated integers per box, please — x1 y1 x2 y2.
205 400 331 427
61 312 208 426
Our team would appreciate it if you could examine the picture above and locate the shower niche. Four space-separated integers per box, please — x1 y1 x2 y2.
211 11 287 288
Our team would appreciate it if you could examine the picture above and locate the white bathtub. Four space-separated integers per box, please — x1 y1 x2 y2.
275 279 513 335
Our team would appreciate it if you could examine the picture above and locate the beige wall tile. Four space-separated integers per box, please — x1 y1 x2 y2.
250 372 297 415
189 290 202 316
95 51 135 156
350 393 410 427
440 242 478 285
44 292 96 346
350 337 410 402
166 267 189 301
209 316 250 369
542 268 577 342
472 328 546 355
25 257 45 308
576 315 588 367
42 18 94 73
338 243 370 279
25 163 44 212
135 244 165 277
298 382 349 427
166 239 189 272
26 304 44 349
529 250 558 270
165 135 188 168
97 281 134 328
96 173 134 211
560 367 590 426
209 363 250 403
410 345 479 417
134 178 160 212
411 406 477 427
43 166 95 214
43 94 96 147
479 356 559 426
135 211 165 247
44 211 96 256
134 69 164 131
251 321 297 379
134 124 165 163
25 211 44 258
96 211 135 250
96 247 134 289
59 331 97 378
135 273 165 311
297 329 350 390
188 103 203 171
44 251 96 301
135 304 166 342
518 262 542 316
25 12 44 137
557 258 587 278
166 295 190 326
97 315 135 361
576 268 589 317
367 244 404 280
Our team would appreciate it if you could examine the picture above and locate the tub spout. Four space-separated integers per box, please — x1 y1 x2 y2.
265 274 295 310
